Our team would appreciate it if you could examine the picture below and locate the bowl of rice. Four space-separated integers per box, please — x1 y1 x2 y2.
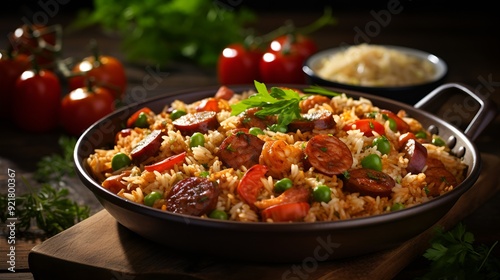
74 82 492 262
303 44 448 104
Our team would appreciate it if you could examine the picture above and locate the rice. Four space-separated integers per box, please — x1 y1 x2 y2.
87 87 467 223
315 44 437 87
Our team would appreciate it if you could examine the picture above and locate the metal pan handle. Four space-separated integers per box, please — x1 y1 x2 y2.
414 83 498 141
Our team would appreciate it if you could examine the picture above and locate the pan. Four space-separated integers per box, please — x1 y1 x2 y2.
74 82 497 262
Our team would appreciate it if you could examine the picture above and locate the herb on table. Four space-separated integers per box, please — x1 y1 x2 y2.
0 179 90 236
34 136 76 183
0 135 90 236
418 223 500 279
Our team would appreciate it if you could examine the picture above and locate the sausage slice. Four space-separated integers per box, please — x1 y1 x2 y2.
173 111 219 136
130 129 164 164
217 132 265 169
404 139 428 174
166 177 219 216
304 134 353 175
343 168 395 197
288 110 336 132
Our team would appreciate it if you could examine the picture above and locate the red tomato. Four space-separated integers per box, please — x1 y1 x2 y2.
69 54 127 100
9 24 59 68
259 50 307 84
268 34 318 59
196 97 220 112
237 164 268 208
380 109 409 133
59 85 115 136
343 119 385 137
398 132 416 148
217 43 263 85
0 52 30 118
261 202 310 222
144 152 186 173
13 69 61 133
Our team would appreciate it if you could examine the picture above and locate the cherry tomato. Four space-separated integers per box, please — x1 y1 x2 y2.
217 43 263 85
268 34 317 60
9 24 59 69
0 52 30 118
59 84 115 136
261 202 310 222
259 50 307 84
13 68 61 133
69 44 127 99
343 119 385 137
380 109 409 133
237 164 268 208
144 152 186 173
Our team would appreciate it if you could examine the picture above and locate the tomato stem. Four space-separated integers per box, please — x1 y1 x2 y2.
89 39 102 67
296 7 337 35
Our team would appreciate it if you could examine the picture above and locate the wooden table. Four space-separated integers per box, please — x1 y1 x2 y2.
1 4 499 279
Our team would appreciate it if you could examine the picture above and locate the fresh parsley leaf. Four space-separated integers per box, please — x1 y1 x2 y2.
230 81 305 132
34 136 77 183
418 223 500 280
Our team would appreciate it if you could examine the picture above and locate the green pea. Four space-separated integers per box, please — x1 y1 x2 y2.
190 132 205 148
274 178 293 193
361 154 383 171
373 136 391 155
144 191 162 207
199 171 210 178
111 152 131 171
415 131 427 139
313 185 332 203
134 112 149 128
249 127 264 136
391 203 405 211
432 136 446 147
388 118 397 132
209 209 228 220
170 109 186 120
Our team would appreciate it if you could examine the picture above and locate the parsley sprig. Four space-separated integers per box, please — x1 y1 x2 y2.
418 223 500 279
1 136 90 236
231 81 341 132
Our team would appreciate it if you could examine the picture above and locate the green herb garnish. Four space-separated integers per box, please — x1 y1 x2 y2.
231 81 340 132
419 223 500 279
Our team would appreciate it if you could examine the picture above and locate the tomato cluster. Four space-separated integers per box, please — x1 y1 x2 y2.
1 24 127 136
217 33 317 85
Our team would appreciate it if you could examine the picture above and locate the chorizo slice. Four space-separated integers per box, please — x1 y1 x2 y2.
343 168 395 197
424 167 457 196
166 177 219 216
217 132 265 169
288 110 336 133
130 129 164 164
304 134 353 175
172 111 219 136
102 170 131 194
237 107 276 130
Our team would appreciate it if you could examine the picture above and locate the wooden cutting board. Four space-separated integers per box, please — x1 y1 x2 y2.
28 153 500 280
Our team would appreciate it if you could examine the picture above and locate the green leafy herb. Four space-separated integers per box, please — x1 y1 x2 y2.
69 0 256 67
34 136 77 183
302 85 342 97
231 81 303 132
418 223 500 279
0 178 90 236
231 82 344 132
